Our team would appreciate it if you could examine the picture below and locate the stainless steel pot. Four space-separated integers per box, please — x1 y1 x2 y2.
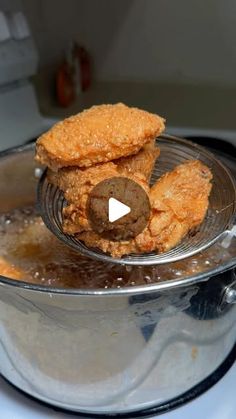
0 144 235 415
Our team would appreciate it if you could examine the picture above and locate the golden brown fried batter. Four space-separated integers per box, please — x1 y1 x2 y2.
48 162 150 234
48 162 119 233
75 161 213 257
116 140 160 181
49 140 159 191
48 141 159 234
35 103 165 170
36 101 212 258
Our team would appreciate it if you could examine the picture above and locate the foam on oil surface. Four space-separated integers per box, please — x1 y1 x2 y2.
0 206 234 289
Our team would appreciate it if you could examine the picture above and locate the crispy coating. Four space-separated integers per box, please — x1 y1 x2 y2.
48 162 119 233
116 140 159 181
48 141 159 234
75 161 213 257
49 140 159 192
48 162 150 234
35 103 165 170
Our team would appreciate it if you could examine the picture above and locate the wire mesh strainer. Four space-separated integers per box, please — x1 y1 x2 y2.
37 134 236 266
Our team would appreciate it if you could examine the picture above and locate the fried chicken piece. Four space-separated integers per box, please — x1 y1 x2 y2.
35 103 165 170
48 162 119 233
49 140 159 191
148 160 213 252
116 140 160 181
48 162 150 234
76 161 213 257
48 140 159 234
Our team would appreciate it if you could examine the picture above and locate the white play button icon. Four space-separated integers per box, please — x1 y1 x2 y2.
108 197 131 223
87 177 150 240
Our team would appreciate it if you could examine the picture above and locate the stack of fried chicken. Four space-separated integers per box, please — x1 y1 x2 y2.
36 103 212 257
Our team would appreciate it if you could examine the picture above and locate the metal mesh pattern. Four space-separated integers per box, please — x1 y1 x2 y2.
37 135 236 266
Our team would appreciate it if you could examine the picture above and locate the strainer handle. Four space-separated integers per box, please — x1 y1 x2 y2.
224 284 236 304
221 224 236 249
222 270 236 305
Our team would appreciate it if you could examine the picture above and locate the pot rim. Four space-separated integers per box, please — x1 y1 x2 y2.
0 142 235 296
0 262 235 296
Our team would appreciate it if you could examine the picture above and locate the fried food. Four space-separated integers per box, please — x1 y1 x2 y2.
147 160 213 252
36 101 213 258
35 103 165 170
75 161 213 257
48 162 150 234
116 140 160 181
48 140 159 234
49 139 159 191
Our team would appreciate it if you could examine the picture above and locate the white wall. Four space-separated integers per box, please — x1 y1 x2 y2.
21 0 236 86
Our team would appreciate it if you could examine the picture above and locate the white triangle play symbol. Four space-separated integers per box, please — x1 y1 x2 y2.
108 197 131 223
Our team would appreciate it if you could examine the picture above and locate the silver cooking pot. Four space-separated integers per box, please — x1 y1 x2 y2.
0 143 235 416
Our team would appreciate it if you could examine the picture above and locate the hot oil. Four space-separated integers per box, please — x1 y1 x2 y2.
0 206 233 289
0 206 148 288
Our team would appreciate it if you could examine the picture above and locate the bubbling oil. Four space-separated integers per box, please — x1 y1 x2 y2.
0 206 233 289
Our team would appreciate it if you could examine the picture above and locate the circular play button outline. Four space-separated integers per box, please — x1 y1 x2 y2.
87 176 150 241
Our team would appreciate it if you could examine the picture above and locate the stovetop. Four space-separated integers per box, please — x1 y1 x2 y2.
0 362 235 418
